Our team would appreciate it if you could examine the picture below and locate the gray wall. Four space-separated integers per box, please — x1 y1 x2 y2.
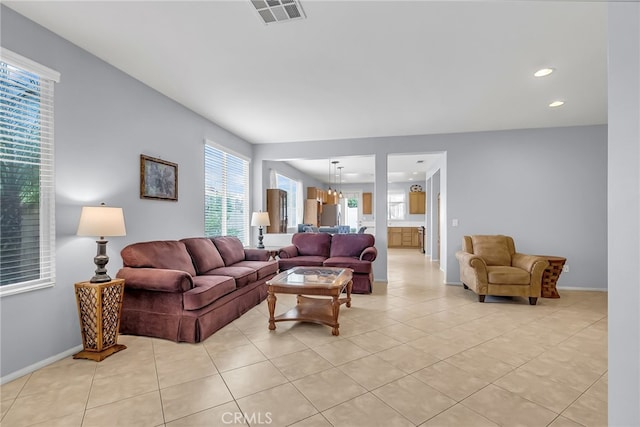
0 7 255 379
608 3 640 425
254 125 607 289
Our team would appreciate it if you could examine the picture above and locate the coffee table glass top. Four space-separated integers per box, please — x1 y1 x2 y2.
268 267 352 288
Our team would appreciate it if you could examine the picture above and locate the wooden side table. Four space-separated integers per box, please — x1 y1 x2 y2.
74 278 127 361
538 256 566 298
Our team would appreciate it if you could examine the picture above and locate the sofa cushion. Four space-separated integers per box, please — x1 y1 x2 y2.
212 236 246 266
121 240 196 276
234 260 279 280
487 266 530 285
205 266 257 288
292 232 332 257
278 256 326 271
471 235 512 266
181 237 225 274
323 257 371 274
330 234 375 258
184 275 236 310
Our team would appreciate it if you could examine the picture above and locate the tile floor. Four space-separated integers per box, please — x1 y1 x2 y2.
0 249 608 427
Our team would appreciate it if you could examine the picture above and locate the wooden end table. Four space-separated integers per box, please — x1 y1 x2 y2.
73 279 127 361
266 267 353 336
537 256 566 298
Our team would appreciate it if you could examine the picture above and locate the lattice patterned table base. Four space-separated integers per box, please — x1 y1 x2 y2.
539 256 566 298
74 279 126 361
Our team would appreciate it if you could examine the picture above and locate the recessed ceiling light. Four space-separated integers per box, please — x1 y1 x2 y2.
534 68 554 77
549 100 565 108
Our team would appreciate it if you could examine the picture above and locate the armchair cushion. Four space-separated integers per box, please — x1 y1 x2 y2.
469 235 513 266
487 266 531 285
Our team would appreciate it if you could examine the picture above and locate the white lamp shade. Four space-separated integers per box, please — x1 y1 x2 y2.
77 206 127 237
251 211 271 227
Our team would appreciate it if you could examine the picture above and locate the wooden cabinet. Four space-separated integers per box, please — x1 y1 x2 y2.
388 227 403 247
409 191 426 214
266 189 287 233
362 192 372 214
388 227 419 248
304 199 321 227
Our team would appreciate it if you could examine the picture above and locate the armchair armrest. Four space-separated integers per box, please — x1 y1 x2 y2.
244 248 269 261
360 246 377 262
512 253 549 273
278 245 299 259
455 251 488 286
116 267 193 292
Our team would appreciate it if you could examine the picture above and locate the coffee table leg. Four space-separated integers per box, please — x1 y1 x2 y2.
267 287 277 331
331 295 341 336
346 280 352 308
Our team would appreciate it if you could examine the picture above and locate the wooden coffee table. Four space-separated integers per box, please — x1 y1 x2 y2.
266 267 353 336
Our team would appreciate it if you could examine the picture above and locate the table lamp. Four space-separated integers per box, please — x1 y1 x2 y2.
251 211 270 249
77 203 127 283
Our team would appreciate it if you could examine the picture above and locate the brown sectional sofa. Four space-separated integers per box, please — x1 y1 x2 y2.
278 232 377 294
116 236 278 343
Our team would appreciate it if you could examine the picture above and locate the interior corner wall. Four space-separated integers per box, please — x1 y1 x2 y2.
607 3 640 425
0 7 254 379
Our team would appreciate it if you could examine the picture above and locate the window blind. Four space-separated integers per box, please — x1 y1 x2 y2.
0 48 59 296
204 143 250 244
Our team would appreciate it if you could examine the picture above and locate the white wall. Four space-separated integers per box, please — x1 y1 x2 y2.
0 7 255 379
607 3 640 425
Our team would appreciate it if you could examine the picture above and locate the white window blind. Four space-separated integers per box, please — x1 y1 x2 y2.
388 191 406 220
204 143 250 244
0 48 59 297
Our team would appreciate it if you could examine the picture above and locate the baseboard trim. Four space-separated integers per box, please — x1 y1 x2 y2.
443 281 607 292
1 345 83 385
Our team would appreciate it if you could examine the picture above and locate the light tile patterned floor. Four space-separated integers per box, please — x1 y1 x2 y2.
0 249 608 427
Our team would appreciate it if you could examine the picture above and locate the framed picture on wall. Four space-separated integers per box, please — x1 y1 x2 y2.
140 154 178 201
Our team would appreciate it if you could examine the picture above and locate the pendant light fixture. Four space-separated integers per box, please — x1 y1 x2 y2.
338 166 344 198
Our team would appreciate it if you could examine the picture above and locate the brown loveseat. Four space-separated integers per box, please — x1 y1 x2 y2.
116 236 278 343
455 235 549 305
278 232 377 294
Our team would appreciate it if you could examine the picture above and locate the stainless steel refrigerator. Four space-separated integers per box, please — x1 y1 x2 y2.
320 204 340 226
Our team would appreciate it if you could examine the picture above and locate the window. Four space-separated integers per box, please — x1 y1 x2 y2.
274 172 302 228
0 48 59 297
388 191 406 220
204 142 250 244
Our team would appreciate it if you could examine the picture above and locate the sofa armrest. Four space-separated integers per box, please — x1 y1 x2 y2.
512 253 549 273
278 245 299 259
360 247 377 262
116 267 193 292
244 248 269 261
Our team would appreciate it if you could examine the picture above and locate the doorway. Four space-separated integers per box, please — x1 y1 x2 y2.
340 191 362 232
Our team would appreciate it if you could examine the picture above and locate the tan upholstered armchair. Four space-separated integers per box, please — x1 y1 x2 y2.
455 235 549 305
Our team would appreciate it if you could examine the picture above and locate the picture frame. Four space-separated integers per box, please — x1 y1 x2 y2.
140 154 178 201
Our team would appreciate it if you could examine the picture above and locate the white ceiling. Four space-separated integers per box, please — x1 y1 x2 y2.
5 0 608 183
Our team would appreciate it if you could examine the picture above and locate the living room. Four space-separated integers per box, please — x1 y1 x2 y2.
0 2 638 426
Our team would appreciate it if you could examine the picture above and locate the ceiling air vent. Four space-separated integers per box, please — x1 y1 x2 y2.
251 0 306 25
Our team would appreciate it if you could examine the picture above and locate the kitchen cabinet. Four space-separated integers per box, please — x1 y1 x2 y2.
363 192 372 215
409 191 426 214
387 227 419 248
